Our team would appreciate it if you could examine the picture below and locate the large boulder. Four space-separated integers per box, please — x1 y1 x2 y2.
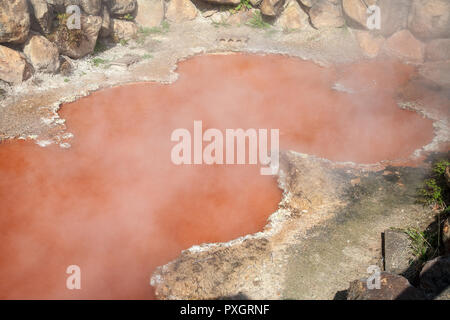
299 0 314 7
80 0 103 16
0 45 33 84
29 0 52 34
442 216 450 255
110 0 138 16
418 60 450 88
308 0 344 29
408 0 450 40
419 255 450 299
377 0 412 37
99 5 113 37
112 19 138 40
166 0 198 23
260 0 285 17
135 0 165 28
0 0 30 44
342 0 376 29
347 272 425 300
425 39 450 61
383 229 419 281
23 34 60 74
48 14 102 59
275 0 309 30
355 31 385 58
383 29 425 63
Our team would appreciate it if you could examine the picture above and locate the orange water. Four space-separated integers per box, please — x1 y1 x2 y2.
0 54 435 299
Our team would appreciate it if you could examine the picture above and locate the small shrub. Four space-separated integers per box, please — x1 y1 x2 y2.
403 227 438 263
419 159 450 208
122 13 134 21
231 0 252 14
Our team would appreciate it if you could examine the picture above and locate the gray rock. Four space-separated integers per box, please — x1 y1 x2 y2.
166 0 198 23
275 0 310 30
377 0 411 37
426 39 450 61
110 0 138 15
384 229 418 281
419 255 450 299
308 0 344 29
347 272 425 300
408 0 450 40
111 19 138 40
443 217 450 255
23 34 60 73
260 0 285 17
29 0 53 34
135 0 165 28
99 5 112 37
80 0 103 15
418 60 450 89
0 0 30 44
49 14 102 59
110 54 141 67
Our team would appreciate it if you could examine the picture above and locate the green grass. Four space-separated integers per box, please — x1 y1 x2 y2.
142 53 153 60
419 159 450 208
91 57 109 67
136 21 170 44
246 11 271 29
403 227 438 263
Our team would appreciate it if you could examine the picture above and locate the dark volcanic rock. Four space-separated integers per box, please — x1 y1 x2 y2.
419 255 450 299
347 272 425 300
383 229 418 281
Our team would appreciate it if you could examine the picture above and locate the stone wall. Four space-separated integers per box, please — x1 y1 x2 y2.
0 0 450 86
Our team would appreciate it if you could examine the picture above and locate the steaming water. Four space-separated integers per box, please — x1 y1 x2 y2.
0 54 434 299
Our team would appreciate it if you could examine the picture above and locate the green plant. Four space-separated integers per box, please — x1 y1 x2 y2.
64 78 70 83
403 227 438 264
56 13 70 26
246 11 271 29
119 38 129 46
91 57 109 67
230 0 252 14
419 159 450 208
142 53 153 60
123 13 134 21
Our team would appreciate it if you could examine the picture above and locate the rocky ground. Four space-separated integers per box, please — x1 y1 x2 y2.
1 0 450 300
